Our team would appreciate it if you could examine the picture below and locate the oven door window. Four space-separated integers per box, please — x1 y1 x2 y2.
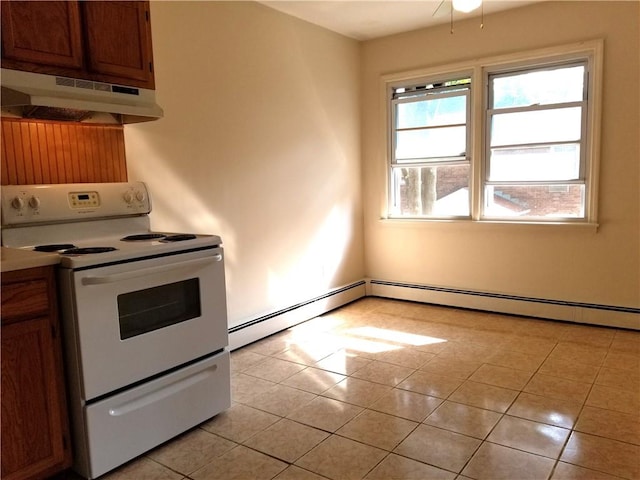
117 278 201 340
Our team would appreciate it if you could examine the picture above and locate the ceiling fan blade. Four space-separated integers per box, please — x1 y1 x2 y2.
432 0 450 17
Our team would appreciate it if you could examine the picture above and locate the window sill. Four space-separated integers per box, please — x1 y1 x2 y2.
380 217 600 232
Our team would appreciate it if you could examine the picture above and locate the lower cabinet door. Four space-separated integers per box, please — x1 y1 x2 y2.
1 316 70 480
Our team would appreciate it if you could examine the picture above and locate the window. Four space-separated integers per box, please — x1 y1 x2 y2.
485 62 587 219
390 77 472 217
386 41 602 224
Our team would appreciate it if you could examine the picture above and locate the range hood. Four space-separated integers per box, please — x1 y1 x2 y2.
1 68 163 124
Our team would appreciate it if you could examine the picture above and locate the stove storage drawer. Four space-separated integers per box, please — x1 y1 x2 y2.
75 350 230 479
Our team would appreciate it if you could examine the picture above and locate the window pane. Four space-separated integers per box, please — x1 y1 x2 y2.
488 144 580 181
484 184 585 218
396 126 466 161
492 65 584 109
490 107 582 146
396 95 466 129
391 164 470 217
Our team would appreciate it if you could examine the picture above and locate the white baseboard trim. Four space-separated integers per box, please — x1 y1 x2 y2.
228 281 367 350
367 279 640 330
228 279 638 351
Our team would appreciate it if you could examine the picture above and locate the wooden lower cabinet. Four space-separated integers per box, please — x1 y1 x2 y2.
1 266 71 480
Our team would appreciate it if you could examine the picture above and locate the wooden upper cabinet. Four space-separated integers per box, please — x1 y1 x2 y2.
1 0 155 89
0 1 83 69
82 1 154 87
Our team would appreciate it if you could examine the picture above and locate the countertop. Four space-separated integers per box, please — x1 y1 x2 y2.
1 247 60 272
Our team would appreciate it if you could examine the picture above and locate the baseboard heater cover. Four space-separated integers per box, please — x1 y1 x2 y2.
228 281 366 350
368 279 640 330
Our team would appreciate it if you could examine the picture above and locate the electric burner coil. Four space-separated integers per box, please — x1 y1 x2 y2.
121 234 167 241
63 247 118 255
34 243 77 252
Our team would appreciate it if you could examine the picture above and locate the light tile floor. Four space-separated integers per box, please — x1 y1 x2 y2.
69 298 640 479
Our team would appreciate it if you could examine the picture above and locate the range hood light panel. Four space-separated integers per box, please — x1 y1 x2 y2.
23 106 93 122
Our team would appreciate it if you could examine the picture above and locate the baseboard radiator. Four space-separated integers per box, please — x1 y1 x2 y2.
368 279 640 330
228 278 639 351
228 281 367 350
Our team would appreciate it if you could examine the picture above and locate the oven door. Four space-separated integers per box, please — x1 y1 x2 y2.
59 247 228 401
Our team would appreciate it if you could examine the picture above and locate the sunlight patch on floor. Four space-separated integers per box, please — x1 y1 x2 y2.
346 326 448 347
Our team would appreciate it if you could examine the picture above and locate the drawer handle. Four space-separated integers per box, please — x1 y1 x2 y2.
108 366 217 417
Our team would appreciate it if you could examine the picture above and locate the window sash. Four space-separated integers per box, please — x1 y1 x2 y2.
483 184 586 220
389 78 471 219
481 61 589 219
391 86 471 164
389 164 471 218
488 61 587 109
486 142 582 184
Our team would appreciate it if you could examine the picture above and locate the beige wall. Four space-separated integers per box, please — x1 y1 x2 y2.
361 1 639 308
124 1 363 326
125 0 638 329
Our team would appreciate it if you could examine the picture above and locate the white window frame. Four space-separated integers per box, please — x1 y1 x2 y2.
382 40 603 226
389 75 473 218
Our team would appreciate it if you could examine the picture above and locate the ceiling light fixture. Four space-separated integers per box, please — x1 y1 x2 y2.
452 0 482 13
448 0 484 33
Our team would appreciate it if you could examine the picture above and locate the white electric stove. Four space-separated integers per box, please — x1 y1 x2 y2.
1 182 231 479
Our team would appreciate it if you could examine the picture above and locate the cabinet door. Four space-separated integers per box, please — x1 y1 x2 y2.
1 317 69 480
82 1 155 88
1 0 83 69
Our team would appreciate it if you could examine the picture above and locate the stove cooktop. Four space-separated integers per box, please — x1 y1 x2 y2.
34 233 205 252
1 183 223 269
25 231 221 269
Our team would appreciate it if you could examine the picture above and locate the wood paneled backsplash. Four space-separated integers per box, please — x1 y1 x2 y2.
1 117 127 185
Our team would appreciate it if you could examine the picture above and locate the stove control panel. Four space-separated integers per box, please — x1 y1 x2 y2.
1 182 152 226
69 191 100 209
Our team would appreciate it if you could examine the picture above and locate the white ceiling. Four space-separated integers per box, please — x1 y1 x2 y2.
260 0 539 40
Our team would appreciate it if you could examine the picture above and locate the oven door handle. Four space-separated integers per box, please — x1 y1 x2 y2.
81 255 221 286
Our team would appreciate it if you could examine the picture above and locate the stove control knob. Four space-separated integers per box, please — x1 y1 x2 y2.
135 191 146 202
123 192 134 204
28 196 41 209
11 196 25 210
